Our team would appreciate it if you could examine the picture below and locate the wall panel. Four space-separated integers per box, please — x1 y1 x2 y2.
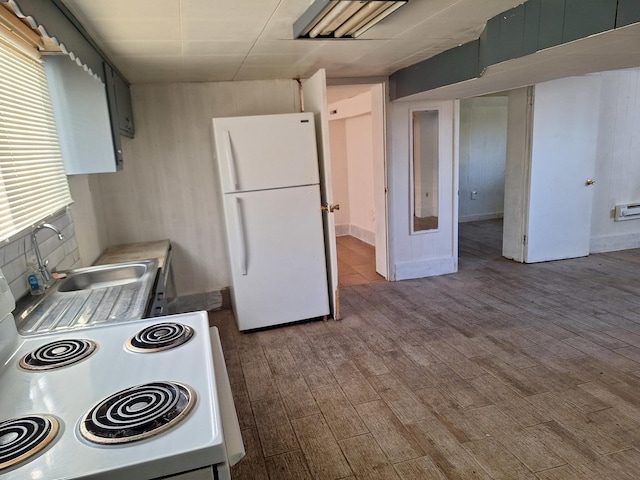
97 80 300 295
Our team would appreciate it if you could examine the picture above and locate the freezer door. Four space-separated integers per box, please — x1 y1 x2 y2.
213 112 320 193
224 185 330 330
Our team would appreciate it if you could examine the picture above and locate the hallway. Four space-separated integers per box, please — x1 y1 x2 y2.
337 236 384 287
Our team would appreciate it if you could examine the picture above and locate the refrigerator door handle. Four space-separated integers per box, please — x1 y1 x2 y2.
235 197 248 275
223 130 239 190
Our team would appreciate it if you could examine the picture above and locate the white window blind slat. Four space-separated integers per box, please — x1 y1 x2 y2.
0 38 73 242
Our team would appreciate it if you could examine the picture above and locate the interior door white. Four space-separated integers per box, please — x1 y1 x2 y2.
389 99 458 280
302 69 339 320
524 76 601 263
371 83 389 278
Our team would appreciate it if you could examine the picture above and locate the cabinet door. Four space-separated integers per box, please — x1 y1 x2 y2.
45 55 116 174
114 69 135 137
103 62 124 170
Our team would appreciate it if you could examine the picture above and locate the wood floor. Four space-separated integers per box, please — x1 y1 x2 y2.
337 235 385 287
211 220 640 480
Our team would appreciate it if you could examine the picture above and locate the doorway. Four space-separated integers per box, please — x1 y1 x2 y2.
326 83 387 286
457 94 509 270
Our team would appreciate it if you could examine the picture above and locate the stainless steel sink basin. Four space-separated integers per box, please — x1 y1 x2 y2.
56 263 151 292
16 259 159 335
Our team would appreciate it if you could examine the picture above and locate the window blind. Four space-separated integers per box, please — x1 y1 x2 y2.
0 37 73 242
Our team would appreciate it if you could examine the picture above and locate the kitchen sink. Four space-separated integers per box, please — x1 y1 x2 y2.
56 262 151 292
15 259 159 335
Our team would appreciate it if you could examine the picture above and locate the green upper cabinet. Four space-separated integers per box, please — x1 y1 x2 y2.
104 62 135 139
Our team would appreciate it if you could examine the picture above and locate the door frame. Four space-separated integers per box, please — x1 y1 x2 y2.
326 77 390 280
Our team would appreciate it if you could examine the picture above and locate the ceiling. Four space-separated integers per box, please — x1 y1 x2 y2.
59 0 527 84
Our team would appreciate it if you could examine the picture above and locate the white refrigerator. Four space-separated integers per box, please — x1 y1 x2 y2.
212 112 330 331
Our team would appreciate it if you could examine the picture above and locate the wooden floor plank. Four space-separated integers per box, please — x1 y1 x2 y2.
251 398 299 457
407 419 493 480
368 373 434 425
463 437 539 480
265 450 314 480
291 414 353 480
355 399 425 463
230 427 269 480
339 434 402 480
311 385 369 441
394 456 447 480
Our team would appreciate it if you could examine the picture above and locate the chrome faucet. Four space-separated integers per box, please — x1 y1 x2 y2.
31 223 64 287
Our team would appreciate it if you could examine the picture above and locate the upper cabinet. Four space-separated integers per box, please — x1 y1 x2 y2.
104 63 135 138
45 55 118 175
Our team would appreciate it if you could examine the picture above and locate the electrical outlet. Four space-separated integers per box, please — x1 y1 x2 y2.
471 191 478 200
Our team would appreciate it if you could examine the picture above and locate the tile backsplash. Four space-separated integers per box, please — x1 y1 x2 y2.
0 210 81 300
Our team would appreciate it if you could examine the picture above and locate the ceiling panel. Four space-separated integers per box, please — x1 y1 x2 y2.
59 0 640 86
182 40 254 56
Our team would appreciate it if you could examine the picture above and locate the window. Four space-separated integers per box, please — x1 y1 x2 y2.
0 37 73 242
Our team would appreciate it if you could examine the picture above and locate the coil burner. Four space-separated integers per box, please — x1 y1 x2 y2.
79 381 196 444
19 339 97 371
0 415 59 471
126 323 194 353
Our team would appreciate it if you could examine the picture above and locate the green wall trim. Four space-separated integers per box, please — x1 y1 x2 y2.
617 0 640 27
390 41 479 100
390 0 637 100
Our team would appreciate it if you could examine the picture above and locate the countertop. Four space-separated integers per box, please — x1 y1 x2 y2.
94 240 171 269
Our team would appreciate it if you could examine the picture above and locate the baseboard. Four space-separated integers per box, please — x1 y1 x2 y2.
458 212 503 223
335 224 350 236
335 224 375 246
349 225 375 246
392 257 457 281
590 232 640 253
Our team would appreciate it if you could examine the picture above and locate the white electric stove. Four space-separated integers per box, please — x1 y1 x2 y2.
0 269 243 479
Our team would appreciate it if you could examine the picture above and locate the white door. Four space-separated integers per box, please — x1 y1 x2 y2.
371 83 389 278
524 76 601 262
389 99 458 280
302 69 339 320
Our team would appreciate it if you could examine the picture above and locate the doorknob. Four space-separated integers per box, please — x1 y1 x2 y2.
585 179 596 186
321 204 340 213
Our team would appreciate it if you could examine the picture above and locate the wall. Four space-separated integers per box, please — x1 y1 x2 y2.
590 68 640 252
96 80 301 295
329 119 351 233
67 174 109 266
328 90 376 245
0 211 80 300
345 114 375 243
458 96 508 222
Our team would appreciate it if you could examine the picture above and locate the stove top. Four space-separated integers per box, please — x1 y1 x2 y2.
0 311 225 480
